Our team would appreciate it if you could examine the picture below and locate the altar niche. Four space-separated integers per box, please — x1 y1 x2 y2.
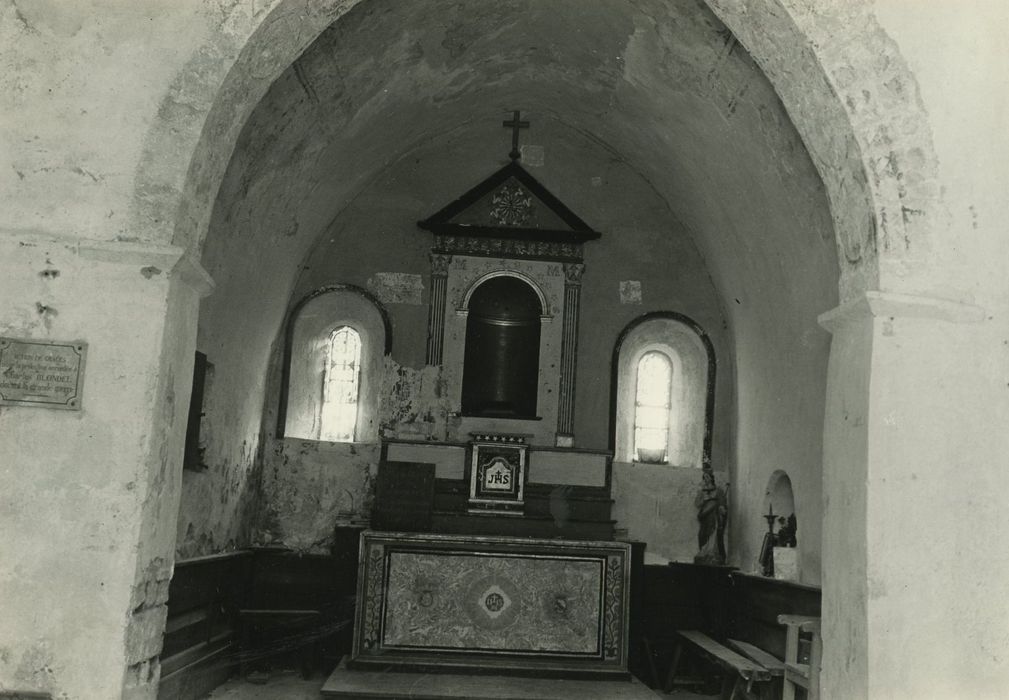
462 276 542 419
443 266 560 445
418 113 601 447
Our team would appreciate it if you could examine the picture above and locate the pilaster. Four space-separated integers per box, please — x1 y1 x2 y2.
556 262 584 446
817 289 987 699
0 232 209 699
426 253 452 365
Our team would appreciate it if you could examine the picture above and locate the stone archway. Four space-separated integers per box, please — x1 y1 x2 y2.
132 2 942 699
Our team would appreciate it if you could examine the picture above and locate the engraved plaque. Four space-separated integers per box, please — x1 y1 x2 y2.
0 338 87 410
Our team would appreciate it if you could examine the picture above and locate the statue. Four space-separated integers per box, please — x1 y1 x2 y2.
694 470 728 565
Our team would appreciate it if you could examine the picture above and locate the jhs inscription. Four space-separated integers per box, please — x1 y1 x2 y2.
482 459 514 491
0 338 86 410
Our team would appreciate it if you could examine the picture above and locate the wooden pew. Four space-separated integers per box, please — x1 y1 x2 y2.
668 630 772 700
159 550 252 700
236 541 360 677
728 572 821 661
632 564 821 694
726 638 785 679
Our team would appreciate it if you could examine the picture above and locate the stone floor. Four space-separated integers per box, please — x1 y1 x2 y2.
205 670 715 699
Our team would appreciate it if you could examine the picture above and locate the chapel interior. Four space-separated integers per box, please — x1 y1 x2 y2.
3 0 1008 699
167 1 833 694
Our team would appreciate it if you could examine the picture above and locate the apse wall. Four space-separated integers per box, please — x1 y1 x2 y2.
254 125 732 561
180 0 838 578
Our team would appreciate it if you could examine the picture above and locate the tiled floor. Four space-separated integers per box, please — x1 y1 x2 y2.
205 670 715 699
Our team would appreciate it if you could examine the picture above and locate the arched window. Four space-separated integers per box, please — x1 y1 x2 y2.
277 286 390 443
633 351 673 462
612 314 714 467
320 326 362 442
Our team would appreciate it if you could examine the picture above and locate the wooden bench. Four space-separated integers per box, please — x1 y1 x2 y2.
726 638 785 678
668 630 772 699
778 614 821 700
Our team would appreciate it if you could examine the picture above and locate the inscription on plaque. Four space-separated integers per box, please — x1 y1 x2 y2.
0 338 87 410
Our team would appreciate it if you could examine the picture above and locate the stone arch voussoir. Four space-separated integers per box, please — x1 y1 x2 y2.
128 0 365 255
705 0 942 300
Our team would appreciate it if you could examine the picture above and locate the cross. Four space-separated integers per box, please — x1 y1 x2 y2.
503 110 530 161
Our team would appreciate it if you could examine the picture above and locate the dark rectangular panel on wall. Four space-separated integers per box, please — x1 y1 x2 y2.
183 351 209 471
372 461 435 532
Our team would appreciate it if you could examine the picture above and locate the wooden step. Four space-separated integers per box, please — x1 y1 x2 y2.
430 511 615 541
433 480 614 521
323 658 660 699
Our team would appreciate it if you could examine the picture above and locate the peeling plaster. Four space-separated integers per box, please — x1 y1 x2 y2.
379 358 453 441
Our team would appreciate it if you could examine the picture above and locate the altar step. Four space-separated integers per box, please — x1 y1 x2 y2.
434 479 615 522
430 510 615 540
322 660 662 699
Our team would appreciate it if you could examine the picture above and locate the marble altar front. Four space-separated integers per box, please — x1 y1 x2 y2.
351 531 631 678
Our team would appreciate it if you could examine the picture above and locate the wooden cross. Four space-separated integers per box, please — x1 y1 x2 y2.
503 110 530 161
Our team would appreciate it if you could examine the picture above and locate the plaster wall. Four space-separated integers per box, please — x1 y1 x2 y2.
259 439 378 551
865 313 1008 698
0 235 200 699
833 3 1009 696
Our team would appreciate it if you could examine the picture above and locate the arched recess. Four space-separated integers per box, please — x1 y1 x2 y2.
276 284 392 442
459 270 552 317
610 312 716 468
461 276 544 419
763 469 797 531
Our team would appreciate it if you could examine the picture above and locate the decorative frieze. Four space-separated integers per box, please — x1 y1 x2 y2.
434 234 582 262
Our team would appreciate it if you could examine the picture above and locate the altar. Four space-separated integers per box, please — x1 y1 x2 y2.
349 530 631 679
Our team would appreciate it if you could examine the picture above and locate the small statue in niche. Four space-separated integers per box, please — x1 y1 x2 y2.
776 513 798 548
694 470 728 565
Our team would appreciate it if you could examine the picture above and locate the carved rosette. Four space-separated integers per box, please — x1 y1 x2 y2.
490 184 534 226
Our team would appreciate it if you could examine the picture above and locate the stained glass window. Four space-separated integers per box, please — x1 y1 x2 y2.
321 326 361 442
634 351 672 462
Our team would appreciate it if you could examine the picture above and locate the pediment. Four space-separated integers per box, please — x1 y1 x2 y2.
418 161 601 245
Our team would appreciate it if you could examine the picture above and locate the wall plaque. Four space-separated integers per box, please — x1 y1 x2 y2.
0 338 87 410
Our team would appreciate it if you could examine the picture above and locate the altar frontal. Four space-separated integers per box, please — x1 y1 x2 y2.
351 531 631 678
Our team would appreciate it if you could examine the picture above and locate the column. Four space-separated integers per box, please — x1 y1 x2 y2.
425 252 452 365
556 262 584 447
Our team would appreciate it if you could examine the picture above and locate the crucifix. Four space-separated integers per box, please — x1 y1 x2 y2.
503 110 530 161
